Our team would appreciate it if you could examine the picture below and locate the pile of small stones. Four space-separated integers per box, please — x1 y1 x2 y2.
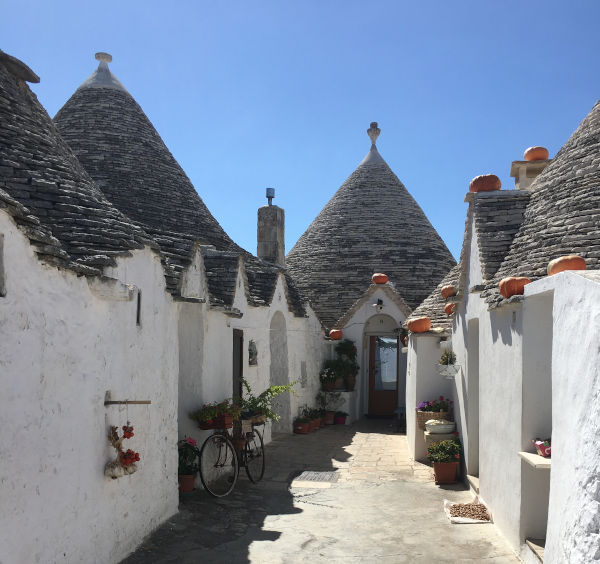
449 503 490 521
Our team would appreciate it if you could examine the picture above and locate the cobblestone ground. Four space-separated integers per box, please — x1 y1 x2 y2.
123 419 519 563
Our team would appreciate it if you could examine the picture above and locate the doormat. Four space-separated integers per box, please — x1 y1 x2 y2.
290 470 340 488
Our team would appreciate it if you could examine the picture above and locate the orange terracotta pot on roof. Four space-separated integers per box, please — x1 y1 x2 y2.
547 255 586 276
407 316 431 333
498 277 531 298
524 146 549 161
469 174 501 193
371 273 389 284
444 303 457 316
329 329 343 340
440 285 457 299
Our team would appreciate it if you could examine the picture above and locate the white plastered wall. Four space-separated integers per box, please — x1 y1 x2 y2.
533 272 600 564
0 212 179 564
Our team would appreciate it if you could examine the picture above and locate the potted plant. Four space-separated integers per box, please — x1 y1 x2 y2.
319 362 342 391
533 438 551 457
427 438 461 485
334 411 348 425
318 339 359 391
437 349 460 379
239 378 297 423
316 391 344 425
178 437 200 493
416 396 453 430
189 399 241 429
294 417 310 434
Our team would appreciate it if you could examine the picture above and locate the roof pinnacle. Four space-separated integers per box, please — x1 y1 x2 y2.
367 122 380 146
95 52 112 64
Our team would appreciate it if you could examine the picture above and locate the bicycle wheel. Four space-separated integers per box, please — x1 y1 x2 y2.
244 428 265 483
199 434 238 497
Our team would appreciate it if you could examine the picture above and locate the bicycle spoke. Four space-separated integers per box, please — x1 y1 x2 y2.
199 434 238 497
244 428 265 483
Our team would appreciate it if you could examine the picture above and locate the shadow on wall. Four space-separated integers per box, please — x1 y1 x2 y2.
121 423 397 563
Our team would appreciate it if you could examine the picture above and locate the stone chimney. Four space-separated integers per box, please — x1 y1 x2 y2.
510 146 551 190
257 188 285 265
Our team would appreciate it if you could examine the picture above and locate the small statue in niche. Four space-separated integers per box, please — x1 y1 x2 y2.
248 340 258 366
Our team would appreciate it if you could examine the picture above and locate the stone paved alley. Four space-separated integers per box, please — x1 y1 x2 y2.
124 420 519 563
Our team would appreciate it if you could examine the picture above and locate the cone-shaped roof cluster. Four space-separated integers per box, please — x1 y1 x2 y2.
53 54 306 314
54 54 238 255
482 99 600 307
0 50 150 274
286 123 456 326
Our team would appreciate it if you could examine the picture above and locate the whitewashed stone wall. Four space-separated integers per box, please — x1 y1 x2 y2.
535 272 600 564
0 212 179 564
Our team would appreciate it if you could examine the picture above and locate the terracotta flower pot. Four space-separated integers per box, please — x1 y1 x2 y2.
294 422 310 434
178 474 195 493
324 411 335 425
334 415 347 425
432 461 459 485
371 273 389 284
329 329 343 340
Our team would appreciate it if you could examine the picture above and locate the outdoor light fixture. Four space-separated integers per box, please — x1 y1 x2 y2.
372 299 384 312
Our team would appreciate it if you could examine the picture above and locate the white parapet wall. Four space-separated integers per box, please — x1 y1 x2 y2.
0 212 179 564
535 271 600 564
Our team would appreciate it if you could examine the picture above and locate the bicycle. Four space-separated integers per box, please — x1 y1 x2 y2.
199 418 266 497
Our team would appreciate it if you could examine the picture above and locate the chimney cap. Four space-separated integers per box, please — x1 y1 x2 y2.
266 187 275 205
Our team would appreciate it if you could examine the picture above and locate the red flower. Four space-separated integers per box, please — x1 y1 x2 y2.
455 454 460 459
454 431 459 436
439 396 444 401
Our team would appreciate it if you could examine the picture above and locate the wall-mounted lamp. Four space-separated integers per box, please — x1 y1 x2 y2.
372 299 384 312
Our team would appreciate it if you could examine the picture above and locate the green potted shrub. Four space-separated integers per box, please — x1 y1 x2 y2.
437 349 460 378
316 391 344 425
334 411 348 425
319 339 360 391
178 437 200 493
294 417 310 434
189 399 241 429
239 378 297 423
426 438 461 485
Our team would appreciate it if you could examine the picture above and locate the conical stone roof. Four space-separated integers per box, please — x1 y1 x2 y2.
481 99 600 308
53 54 306 314
54 53 239 258
286 123 456 327
0 50 152 274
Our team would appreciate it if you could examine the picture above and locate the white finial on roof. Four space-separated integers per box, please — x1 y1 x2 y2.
367 122 380 146
95 52 113 63
77 52 127 92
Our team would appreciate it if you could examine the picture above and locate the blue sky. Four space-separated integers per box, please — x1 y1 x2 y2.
3 1 600 260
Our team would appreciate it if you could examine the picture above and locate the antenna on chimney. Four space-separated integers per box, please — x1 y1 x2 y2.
266 187 275 206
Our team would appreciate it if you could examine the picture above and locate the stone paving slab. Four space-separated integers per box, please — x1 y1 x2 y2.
123 420 519 563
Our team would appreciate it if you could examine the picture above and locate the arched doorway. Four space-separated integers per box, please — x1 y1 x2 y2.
363 314 406 417
269 311 290 433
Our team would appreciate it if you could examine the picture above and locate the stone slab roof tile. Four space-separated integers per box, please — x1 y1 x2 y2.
406 264 461 331
286 130 456 328
54 56 307 315
0 55 154 274
482 99 600 308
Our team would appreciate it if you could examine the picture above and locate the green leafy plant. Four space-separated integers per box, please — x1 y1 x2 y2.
426 439 461 464
240 378 297 422
319 339 359 390
189 399 241 425
316 391 344 412
178 437 200 474
440 350 456 365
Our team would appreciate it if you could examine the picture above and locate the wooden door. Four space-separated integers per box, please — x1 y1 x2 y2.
232 329 244 401
368 336 399 416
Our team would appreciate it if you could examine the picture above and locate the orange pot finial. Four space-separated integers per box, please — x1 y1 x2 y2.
329 329 343 340
407 316 431 333
523 146 549 161
371 273 389 284
469 174 501 193
498 277 532 298
547 255 586 276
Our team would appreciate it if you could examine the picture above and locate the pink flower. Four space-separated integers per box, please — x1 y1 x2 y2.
185 437 197 447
